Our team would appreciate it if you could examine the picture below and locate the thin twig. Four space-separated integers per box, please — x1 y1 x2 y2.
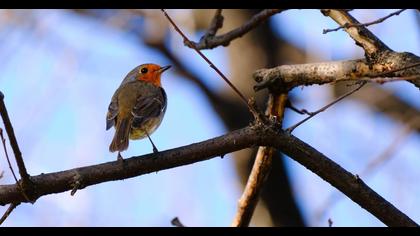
161 9 264 123
0 129 30 202
286 99 313 115
190 9 286 50
323 9 407 34
0 129 19 184
0 92 31 185
321 9 391 56
286 82 366 133
171 217 186 227
232 93 288 227
0 202 19 225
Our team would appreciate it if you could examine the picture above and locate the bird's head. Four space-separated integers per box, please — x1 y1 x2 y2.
136 64 171 87
120 63 171 87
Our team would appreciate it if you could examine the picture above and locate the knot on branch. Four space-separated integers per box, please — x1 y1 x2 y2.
253 68 290 93
70 171 84 196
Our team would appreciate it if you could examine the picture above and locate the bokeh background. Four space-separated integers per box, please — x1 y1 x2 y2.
0 9 419 227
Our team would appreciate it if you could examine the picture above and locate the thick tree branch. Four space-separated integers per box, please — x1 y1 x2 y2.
0 124 417 226
188 9 286 50
253 57 420 92
232 93 288 227
321 9 391 58
323 9 407 34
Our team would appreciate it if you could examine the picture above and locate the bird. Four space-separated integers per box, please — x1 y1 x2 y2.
106 63 171 158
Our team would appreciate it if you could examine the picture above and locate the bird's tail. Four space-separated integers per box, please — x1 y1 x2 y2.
109 117 131 152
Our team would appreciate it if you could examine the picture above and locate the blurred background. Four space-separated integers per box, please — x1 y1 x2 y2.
0 9 419 227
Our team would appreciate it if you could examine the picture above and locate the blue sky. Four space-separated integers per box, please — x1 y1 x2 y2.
0 9 419 226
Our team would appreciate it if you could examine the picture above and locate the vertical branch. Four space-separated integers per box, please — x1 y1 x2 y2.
0 92 30 186
231 92 288 227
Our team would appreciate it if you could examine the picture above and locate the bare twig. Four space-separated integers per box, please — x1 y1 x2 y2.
161 9 264 123
321 9 391 57
171 217 186 227
0 92 31 186
189 9 285 50
0 202 19 225
286 100 312 115
0 129 19 184
0 125 417 226
323 9 407 34
232 93 288 227
286 82 366 133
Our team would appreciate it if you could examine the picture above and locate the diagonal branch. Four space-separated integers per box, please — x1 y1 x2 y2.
321 9 391 58
0 124 417 226
161 9 265 123
323 9 407 34
286 82 366 133
0 92 31 190
188 9 286 50
0 202 19 225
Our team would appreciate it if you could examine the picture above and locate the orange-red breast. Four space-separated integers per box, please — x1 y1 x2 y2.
106 63 171 153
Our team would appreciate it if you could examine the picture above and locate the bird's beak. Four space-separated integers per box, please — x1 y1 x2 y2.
159 65 172 73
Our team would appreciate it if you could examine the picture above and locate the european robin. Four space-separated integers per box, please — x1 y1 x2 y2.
106 63 171 155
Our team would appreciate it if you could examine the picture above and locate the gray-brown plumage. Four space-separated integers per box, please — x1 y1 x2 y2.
106 64 170 153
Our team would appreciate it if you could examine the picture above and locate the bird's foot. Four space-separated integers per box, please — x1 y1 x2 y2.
117 152 124 162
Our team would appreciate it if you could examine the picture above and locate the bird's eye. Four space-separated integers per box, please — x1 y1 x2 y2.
141 68 148 74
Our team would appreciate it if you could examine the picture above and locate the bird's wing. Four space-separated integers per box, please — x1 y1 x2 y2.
131 88 167 128
106 92 119 130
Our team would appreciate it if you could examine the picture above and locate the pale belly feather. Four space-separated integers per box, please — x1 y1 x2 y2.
129 117 162 140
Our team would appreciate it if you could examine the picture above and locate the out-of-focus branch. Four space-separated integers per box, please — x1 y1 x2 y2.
0 124 417 226
187 9 286 50
232 93 288 227
201 9 224 39
171 217 186 227
323 9 407 34
351 85 420 134
253 58 420 92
